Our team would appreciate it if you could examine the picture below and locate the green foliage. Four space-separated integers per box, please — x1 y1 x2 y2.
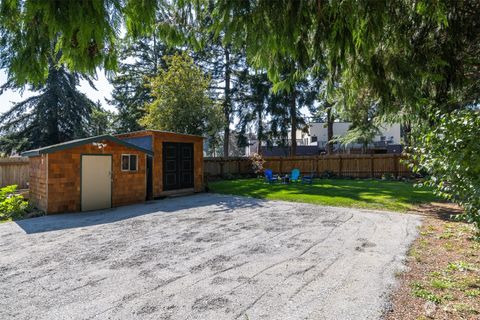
88 102 115 136
411 282 443 304
107 35 172 133
0 185 28 220
141 52 223 137
337 124 380 153
0 0 128 86
0 56 95 153
411 110 480 234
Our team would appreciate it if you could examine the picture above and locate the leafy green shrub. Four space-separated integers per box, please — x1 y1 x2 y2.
410 110 480 237
381 173 395 181
0 185 29 220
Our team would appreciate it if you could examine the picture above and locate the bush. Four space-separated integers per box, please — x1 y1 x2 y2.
410 110 480 237
250 153 266 175
319 170 336 179
381 173 395 181
0 185 29 220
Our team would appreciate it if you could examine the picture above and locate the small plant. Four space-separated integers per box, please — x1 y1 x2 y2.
319 170 336 179
465 289 480 298
447 261 476 272
0 185 29 220
249 153 265 176
411 282 442 304
381 173 395 180
430 279 452 290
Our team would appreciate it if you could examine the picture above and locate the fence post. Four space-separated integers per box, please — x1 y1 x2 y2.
220 159 224 177
338 156 343 177
237 158 241 174
394 155 399 178
370 155 374 178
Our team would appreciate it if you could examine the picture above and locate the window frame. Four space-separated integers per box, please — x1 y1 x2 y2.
121 154 138 172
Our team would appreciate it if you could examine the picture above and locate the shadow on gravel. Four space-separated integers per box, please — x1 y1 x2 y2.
15 194 263 234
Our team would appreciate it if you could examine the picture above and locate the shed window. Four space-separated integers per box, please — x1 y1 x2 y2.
121 154 138 171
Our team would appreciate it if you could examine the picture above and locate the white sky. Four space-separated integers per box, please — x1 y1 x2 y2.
0 69 115 114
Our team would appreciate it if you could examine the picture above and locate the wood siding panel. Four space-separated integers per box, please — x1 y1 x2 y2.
28 156 47 211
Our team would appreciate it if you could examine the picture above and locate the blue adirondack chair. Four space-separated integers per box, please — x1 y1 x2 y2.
290 169 301 182
264 169 278 183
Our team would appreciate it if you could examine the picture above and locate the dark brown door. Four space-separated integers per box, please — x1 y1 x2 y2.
146 155 153 199
163 142 194 191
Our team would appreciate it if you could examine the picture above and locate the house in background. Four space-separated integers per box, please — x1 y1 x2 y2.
244 122 403 156
308 122 402 154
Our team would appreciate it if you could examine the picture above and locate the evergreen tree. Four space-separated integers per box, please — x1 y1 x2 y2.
235 70 271 154
273 60 318 156
0 57 95 153
107 36 170 133
88 101 115 136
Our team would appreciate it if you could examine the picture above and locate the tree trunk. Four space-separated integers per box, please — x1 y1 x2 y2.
403 121 412 148
290 91 297 156
222 47 231 158
257 107 263 154
326 105 334 154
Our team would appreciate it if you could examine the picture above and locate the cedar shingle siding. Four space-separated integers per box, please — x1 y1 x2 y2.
29 156 47 212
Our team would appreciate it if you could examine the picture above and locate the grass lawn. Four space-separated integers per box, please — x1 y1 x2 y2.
208 178 439 212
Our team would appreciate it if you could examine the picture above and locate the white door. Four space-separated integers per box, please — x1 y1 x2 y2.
81 155 112 211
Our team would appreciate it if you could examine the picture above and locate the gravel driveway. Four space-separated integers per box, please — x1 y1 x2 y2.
0 194 421 320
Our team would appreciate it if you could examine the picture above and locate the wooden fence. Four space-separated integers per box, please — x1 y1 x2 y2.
204 154 412 178
0 155 412 189
0 157 30 189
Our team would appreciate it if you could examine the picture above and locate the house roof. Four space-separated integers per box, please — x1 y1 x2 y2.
21 135 154 157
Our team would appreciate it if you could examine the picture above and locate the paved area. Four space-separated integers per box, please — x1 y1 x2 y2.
0 194 422 320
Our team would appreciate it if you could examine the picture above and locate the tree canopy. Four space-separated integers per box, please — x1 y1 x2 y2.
0 56 95 153
140 52 223 137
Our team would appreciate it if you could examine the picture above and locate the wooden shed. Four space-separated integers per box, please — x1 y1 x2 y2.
22 135 153 214
116 130 204 198
22 131 204 214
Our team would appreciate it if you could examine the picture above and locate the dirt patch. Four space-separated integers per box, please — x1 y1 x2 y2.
385 203 480 320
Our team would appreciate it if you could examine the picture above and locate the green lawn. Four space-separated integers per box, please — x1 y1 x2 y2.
208 178 439 212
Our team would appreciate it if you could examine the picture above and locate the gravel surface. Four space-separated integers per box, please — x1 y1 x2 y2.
0 194 422 320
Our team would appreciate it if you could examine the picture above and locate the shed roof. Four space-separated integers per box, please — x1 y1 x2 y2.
116 129 205 139
21 135 154 157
